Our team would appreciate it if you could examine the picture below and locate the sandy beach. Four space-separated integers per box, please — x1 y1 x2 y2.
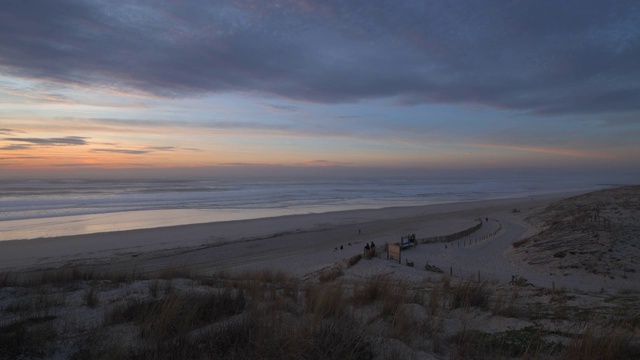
2 187 639 359
5 188 633 293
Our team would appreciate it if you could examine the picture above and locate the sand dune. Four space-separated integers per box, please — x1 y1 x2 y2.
505 186 640 291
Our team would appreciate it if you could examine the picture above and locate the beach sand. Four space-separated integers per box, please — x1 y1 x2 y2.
5 189 634 292
2 187 639 359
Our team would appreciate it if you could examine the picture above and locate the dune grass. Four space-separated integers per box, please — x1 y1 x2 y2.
1 264 639 359
347 254 362 267
450 278 490 310
563 322 640 360
451 326 564 359
318 267 344 283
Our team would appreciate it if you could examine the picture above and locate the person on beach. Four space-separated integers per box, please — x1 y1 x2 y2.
364 243 370 251
370 241 375 249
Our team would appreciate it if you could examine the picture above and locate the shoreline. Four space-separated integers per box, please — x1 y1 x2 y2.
3 186 637 293
0 189 588 272
0 188 592 243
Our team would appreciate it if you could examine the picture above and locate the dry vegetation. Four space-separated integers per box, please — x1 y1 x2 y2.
513 186 640 281
1 263 639 359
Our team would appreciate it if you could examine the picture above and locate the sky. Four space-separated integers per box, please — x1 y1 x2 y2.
1 0 639 180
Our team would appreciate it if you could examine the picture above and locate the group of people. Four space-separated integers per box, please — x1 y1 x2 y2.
334 241 375 253
332 228 376 253
364 241 375 252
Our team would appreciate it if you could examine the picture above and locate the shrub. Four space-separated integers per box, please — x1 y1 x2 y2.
451 280 489 310
563 323 640 360
513 236 534 248
5 293 65 314
158 266 197 280
347 254 362 267
163 279 174 295
428 283 443 316
305 284 346 321
351 275 389 306
0 316 58 359
104 290 246 339
451 326 562 359
200 314 372 360
0 271 16 288
363 249 376 259
350 275 408 318
319 267 343 283
148 280 160 298
83 283 99 308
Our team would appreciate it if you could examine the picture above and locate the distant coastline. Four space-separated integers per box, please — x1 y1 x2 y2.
0 185 599 242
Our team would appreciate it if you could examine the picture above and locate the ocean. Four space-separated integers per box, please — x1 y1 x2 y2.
0 177 607 241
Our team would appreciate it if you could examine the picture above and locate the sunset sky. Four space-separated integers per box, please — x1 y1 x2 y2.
1 1 639 179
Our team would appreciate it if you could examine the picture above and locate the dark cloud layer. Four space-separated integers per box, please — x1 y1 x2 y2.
75 118 292 132
1 1 639 114
0 144 31 151
4 136 88 146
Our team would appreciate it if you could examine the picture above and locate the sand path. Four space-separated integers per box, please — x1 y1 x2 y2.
403 211 630 293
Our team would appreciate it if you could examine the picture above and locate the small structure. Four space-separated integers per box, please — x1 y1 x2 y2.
388 243 401 263
387 234 416 264
400 234 416 249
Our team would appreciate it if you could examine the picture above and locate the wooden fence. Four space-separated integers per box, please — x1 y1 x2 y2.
417 219 483 244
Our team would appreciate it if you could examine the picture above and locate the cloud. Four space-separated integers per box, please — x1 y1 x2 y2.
0 82 74 104
601 115 640 126
67 118 292 132
92 146 194 154
0 128 18 135
218 162 265 166
0 144 31 151
0 156 46 160
49 117 352 139
183 147 205 152
1 1 638 115
146 146 175 151
3 136 89 146
263 103 298 112
300 160 354 166
92 148 150 155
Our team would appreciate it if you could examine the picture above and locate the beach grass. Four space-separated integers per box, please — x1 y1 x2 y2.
1 264 639 359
